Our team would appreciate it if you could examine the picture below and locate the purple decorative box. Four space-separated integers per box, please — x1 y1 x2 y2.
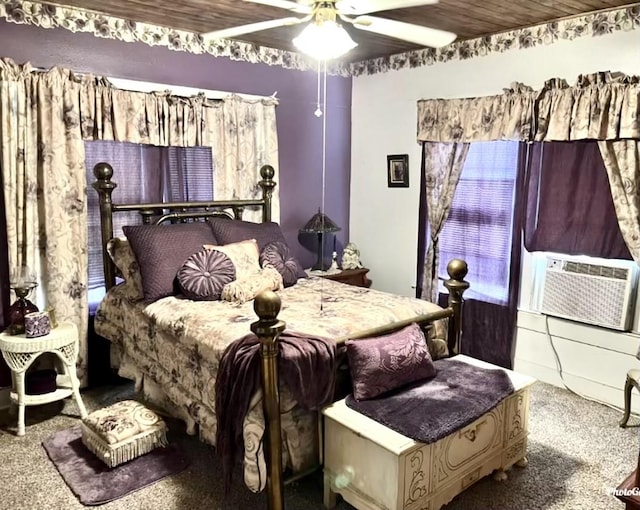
24 311 51 338
26 369 57 395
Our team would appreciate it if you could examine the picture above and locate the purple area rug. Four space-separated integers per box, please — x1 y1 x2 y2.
42 426 189 506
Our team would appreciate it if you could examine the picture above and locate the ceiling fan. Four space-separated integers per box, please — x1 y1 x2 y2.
201 0 456 60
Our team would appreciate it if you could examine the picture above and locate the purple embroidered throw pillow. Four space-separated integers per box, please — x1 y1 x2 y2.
259 241 306 287
208 217 287 251
123 222 217 303
346 323 436 401
177 249 236 301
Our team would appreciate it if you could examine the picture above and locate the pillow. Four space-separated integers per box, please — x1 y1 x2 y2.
203 239 261 280
177 249 236 301
346 323 436 401
106 237 144 300
208 217 287 251
123 222 217 303
259 241 307 287
221 267 283 304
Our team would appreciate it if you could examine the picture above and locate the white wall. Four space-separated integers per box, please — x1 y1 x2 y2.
350 29 640 297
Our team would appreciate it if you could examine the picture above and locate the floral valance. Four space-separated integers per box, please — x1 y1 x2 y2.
417 72 640 143
535 72 639 141
1 58 279 148
417 83 536 143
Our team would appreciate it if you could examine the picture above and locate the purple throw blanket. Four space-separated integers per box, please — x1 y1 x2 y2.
345 358 514 444
215 330 336 490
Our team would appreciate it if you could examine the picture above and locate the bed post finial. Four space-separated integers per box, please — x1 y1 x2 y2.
259 165 276 223
251 291 286 510
443 259 469 357
92 163 118 290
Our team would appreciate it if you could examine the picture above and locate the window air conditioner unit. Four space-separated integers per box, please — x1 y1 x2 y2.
540 256 638 331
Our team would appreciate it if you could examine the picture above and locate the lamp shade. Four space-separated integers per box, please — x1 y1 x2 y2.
293 20 357 60
300 210 341 234
300 210 341 271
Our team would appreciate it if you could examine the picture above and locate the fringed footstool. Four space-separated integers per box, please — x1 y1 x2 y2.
81 400 168 468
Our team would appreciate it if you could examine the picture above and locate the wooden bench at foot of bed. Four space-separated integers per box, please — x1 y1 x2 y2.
322 355 536 510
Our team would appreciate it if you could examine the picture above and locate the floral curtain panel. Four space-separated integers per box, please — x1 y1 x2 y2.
1 60 89 382
1 58 280 385
599 140 640 262
421 142 469 302
206 95 280 223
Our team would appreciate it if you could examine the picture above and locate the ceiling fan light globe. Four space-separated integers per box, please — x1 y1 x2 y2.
293 20 357 60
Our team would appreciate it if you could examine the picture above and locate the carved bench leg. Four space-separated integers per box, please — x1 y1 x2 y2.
515 457 528 468
322 483 338 510
323 477 337 509
493 468 508 482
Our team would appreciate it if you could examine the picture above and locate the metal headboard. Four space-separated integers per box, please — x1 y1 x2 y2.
91 162 277 290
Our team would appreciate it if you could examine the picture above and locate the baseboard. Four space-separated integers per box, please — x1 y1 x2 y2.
0 386 10 410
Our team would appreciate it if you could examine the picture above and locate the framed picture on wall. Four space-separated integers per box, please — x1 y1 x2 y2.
387 154 409 188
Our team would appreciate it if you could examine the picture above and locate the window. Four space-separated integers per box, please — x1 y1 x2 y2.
438 141 520 305
85 141 213 306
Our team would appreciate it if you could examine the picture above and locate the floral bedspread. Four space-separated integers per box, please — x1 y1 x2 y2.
94 276 446 492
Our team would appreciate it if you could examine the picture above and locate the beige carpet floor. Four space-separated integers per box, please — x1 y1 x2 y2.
0 379 636 510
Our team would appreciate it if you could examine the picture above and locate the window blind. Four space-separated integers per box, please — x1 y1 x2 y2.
438 141 519 305
85 141 213 292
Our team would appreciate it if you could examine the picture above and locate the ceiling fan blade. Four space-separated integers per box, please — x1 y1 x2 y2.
202 17 304 39
243 0 312 14
352 15 456 48
337 0 438 15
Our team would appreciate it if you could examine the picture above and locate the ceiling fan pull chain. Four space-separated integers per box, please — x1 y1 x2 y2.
319 58 328 310
314 60 323 117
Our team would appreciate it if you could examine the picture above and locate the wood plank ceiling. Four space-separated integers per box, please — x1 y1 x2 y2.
47 0 638 62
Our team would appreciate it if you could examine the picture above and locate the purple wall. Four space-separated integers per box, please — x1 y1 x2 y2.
0 19 352 268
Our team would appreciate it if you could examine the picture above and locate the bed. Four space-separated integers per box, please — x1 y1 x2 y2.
91 162 470 509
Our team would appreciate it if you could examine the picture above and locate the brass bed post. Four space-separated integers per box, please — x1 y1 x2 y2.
251 291 286 510
259 165 276 223
443 259 470 356
92 162 118 290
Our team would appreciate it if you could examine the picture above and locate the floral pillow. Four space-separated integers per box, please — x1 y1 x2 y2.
202 239 261 280
346 322 436 401
106 237 144 301
177 249 236 301
259 241 307 287
221 267 283 304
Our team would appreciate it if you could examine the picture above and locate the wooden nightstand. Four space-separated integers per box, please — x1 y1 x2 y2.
319 268 372 288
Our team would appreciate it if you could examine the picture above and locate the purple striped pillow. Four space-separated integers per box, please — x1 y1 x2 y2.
177 249 236 301
259 241 306 287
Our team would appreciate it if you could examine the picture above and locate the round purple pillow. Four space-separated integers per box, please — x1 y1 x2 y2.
259 241 306 288
177 249 236 301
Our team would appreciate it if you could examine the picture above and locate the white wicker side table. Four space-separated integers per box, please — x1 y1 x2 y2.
0 321 88 436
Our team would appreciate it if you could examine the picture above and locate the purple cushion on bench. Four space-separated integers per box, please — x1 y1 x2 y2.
346 323 436 401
